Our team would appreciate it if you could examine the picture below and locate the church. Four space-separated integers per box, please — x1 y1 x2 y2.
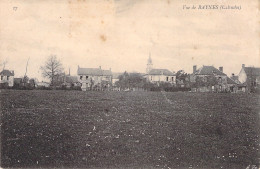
144 54 176 85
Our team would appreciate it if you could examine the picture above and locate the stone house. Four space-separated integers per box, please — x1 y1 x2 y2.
145 69 176 84
238 64 260 92
190 65 236 92
77 66 112 91
145 55 176 85
0 69 14 87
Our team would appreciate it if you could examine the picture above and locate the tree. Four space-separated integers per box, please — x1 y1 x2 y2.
206 75 218 87
40 55 64 86
115 72 147 89
176 70 189 87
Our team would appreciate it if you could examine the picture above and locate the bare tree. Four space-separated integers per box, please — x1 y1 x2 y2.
40 55 64 86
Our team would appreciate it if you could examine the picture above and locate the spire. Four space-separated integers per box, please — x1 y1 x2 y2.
148 52 152 64
146 52 153 74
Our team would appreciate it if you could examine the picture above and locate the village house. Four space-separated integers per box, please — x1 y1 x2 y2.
190 65 237 92
230 73 247 93
238 64 260 92
0 69 14 87
77 66 112 91
144 55 176 85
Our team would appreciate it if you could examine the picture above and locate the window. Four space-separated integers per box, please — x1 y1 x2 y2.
218 77 222 83
172 77 174 81
86 76 89 79
166 77 169 81
1 76 3 80
151 76 153 81
80 76 82 80
7 76 9 80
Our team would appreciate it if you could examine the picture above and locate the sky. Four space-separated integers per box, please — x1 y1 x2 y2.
0 0 259 81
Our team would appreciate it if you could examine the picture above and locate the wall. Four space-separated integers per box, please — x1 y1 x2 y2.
0 75 14 87
148 75 176 84
238 68 247 84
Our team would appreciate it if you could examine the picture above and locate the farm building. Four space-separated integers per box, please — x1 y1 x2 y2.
190 65 237 92
0 69 14 87
144 55 176 85
238 64 260 92
77 66 112 91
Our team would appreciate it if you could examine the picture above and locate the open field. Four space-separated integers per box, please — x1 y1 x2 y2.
0 90 260 168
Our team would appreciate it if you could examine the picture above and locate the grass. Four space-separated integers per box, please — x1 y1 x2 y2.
0 90 259 168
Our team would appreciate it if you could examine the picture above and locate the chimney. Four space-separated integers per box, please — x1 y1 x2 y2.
219 66 223 72
193 65 197 74
242 64 245 68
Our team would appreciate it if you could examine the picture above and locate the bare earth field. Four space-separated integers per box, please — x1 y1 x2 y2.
0 90 259 169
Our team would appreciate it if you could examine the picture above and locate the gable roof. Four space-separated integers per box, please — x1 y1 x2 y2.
227 77 237 84
148 69 175 76
230 75 241 84
243 67 260 76
195 66 226 76
0 69 14 76
77 67 112 76
103 70 112 76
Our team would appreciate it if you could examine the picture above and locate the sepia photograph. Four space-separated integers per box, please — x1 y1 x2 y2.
0 0 259 168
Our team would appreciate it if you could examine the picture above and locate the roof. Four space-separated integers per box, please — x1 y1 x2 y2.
230 75 239 81
65 76 78 83
103 70 112 76
230 75 241 84
0 69 14 76
243 67 260 76
195 66 226 76
77 67 112 76
112 72 123 79
148 69 175 76
227 77 237 84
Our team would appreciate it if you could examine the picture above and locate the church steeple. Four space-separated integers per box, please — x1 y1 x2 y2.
146 52 153 74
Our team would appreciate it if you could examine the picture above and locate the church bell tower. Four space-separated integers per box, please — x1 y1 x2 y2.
146 53 153 74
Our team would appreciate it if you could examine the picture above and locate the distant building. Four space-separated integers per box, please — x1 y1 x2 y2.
0 69 14 87
145 55 176 84
77 66 112 91
238 64 260 92
190 65 237 92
